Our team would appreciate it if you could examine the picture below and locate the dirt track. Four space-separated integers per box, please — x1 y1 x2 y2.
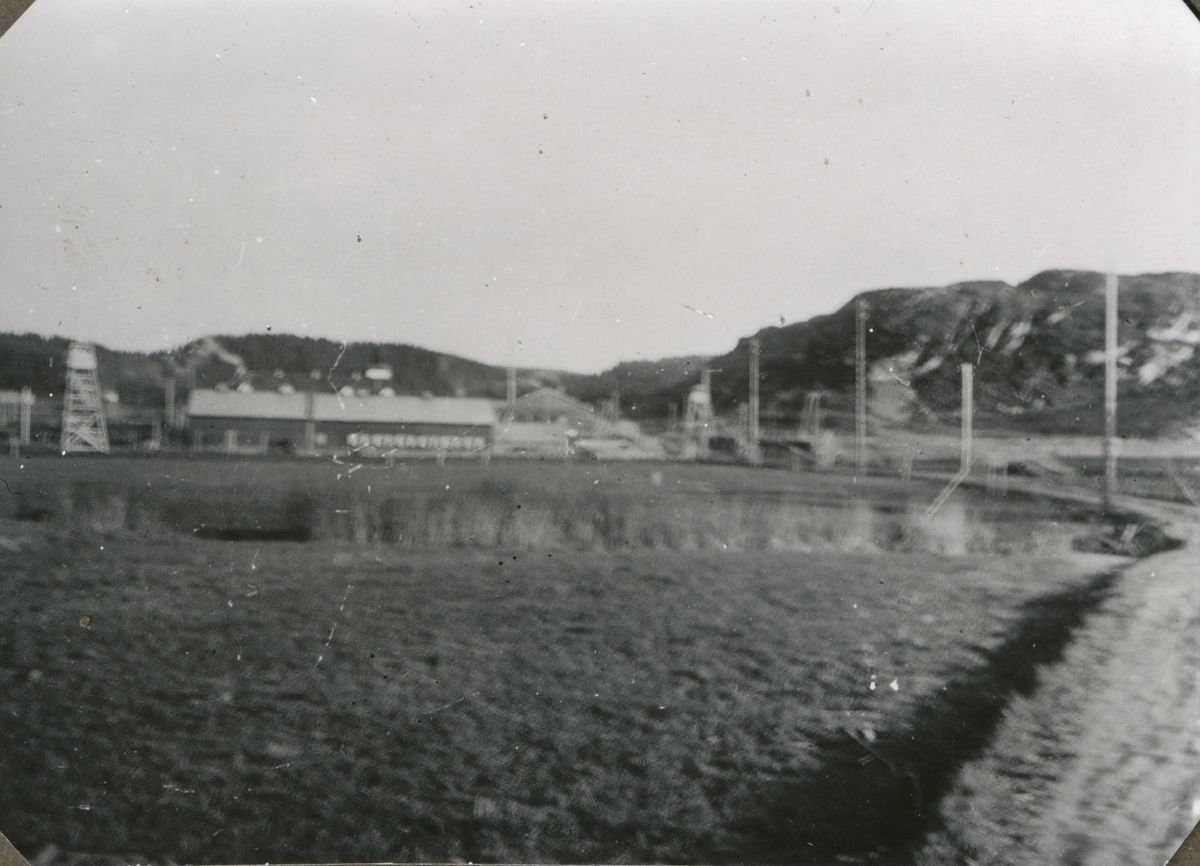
918 495 1200 866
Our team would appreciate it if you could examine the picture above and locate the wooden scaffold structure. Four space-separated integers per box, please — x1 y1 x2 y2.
60 342 110 453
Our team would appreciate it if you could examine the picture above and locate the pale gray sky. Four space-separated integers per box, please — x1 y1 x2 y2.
1 0 1198 372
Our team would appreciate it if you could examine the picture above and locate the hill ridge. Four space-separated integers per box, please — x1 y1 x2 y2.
2 269 1197 437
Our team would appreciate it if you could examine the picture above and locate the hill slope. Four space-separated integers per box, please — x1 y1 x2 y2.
637 270 1200 438
0 333 580 409
2 270 1197 437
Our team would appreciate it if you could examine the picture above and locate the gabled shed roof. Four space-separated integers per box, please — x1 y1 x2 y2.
187 388 498 426
188 389 307 420
510 387 597 417
311 394 497 426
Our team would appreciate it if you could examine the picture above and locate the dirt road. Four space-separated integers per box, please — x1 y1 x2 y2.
918 497 1200 866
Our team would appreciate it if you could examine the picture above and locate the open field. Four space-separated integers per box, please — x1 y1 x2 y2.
0 456 1100 556
1062 456 1200 506
0 456 1149 864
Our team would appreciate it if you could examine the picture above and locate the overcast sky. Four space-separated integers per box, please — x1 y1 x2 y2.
1 0 1198 372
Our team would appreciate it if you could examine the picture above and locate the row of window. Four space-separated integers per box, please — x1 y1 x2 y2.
346 432 487 451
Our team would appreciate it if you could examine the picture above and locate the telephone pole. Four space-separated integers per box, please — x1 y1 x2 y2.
855 298 868 478
748 337 761 466
1103 273 1119 511
19 387 32 446
684 369 717 460
961 363 974 474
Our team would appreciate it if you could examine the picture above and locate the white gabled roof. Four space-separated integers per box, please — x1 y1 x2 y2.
188 389 307 419
511 387 597 416
311 394 497 426
188 388 498 427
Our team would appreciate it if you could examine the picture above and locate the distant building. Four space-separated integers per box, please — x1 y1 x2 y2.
187 389 495 455
186 383 660 460
493 387 608 457
502 387 605 433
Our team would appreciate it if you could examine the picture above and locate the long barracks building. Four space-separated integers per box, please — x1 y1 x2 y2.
187 389 496 456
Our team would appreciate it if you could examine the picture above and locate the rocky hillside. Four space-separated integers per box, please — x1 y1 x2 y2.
3 270 1197 437
636 270 1200 438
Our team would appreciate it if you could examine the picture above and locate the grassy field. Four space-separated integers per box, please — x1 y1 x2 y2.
0 455 1094 555
1061 456 1200 505
0 456 1126 864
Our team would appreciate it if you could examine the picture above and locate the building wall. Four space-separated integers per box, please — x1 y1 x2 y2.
328 420 489 452
190 417 309 452
189 415 490 454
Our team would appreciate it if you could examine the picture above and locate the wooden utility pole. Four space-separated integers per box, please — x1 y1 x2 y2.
19 387 31 445
507 366 517 408
925 364 976 519
803 392 823 437
748 337 761 466
164 377 176 430
960 363 974 473
1103 273 1119 510
855 298 868 477
685 369 717 460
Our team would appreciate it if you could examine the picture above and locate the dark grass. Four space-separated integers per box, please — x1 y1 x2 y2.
1062 456 1200 505
0 540 1116 862
0 456 1124 864
732 569 1120 863
0 455 1085 556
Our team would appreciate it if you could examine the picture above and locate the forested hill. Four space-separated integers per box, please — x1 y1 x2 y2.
566 357 710 412
0 333 574 406
0 333 170 407
0 329 705 413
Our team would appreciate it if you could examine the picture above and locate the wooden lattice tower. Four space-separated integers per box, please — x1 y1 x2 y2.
60 342 110 453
